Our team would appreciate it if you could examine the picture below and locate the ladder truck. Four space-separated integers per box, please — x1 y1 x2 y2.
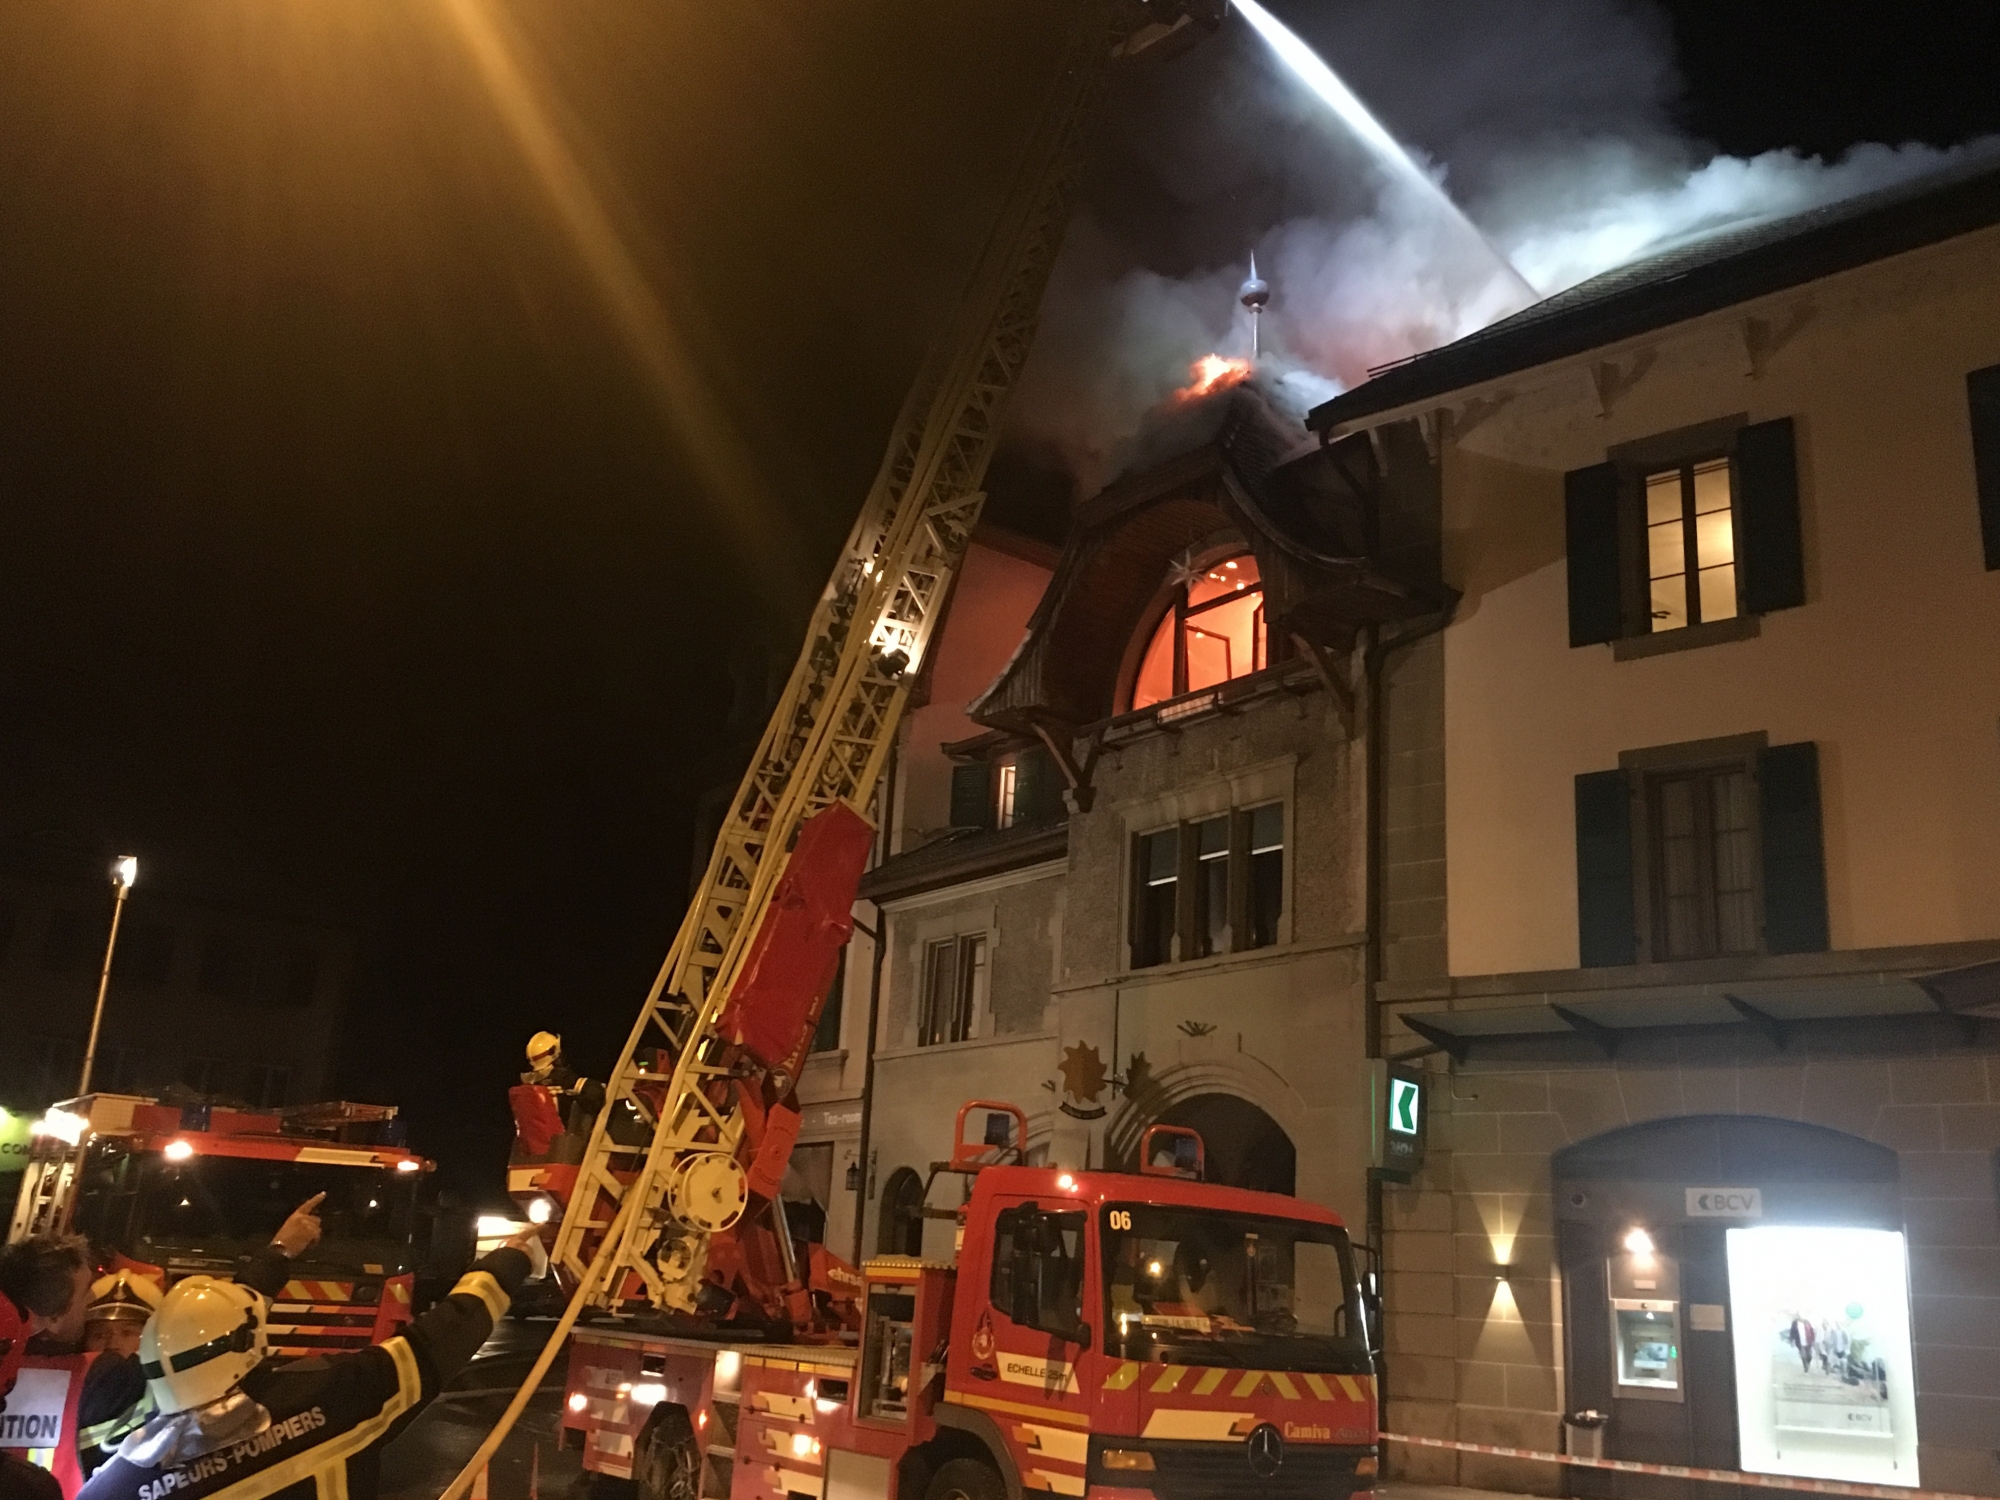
494 4 1384 1499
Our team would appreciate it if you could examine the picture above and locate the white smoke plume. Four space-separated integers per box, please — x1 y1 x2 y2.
1006 0 1999 500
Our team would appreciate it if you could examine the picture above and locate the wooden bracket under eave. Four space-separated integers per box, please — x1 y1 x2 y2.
1290 632 1356 739
1029 719 1103 814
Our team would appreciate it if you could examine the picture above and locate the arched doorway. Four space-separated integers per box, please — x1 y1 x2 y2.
876 1166 925 1257
1153 1093 1295 1195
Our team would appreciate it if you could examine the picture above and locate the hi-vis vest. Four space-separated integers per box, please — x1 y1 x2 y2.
77 1270 512 1500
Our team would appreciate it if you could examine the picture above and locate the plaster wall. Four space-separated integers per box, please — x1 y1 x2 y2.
1440 228 2000 976
893 539 1053 852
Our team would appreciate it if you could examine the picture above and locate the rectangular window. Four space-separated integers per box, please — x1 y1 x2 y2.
996 763 1019 829
1647 764 1757 959
1192 816 1230 958
1566 417 1803 650
918 933 987 1046
1644 457 1737 632
1576 738 1830 968
1247 802 1285 949
1133 828 1179 968
1131 803 1284 970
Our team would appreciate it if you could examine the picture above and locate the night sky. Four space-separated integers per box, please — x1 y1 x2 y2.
3 1 1997 1195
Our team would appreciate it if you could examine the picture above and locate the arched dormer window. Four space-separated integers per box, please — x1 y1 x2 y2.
1130 551 1267 711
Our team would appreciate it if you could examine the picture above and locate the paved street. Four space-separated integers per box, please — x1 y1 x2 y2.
381 1317 585 1500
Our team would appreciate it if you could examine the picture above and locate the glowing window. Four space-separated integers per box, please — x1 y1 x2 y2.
1644 458 1736 632
1131 554 1267 711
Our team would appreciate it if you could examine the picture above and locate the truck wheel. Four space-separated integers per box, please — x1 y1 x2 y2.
924 1458 1005 1500
633 1405 701 1500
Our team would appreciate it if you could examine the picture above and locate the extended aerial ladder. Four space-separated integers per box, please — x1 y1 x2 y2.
536 0 1224 1325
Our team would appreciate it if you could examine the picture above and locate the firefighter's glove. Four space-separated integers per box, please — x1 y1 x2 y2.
506 1228 550 1281
272 1192 326 1257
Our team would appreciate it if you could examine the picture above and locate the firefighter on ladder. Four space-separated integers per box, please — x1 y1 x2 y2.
77 1230 546 1500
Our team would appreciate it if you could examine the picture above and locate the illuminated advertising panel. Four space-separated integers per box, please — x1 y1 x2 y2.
1725 1226 1919 1488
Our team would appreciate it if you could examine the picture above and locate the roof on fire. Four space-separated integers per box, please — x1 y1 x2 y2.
1307 152 2000 434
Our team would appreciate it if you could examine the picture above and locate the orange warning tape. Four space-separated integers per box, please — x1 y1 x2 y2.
1382 1433 1971 1500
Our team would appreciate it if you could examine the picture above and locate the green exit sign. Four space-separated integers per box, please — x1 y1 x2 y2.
1388 1076 1421 1136
1371 1061 1428 1182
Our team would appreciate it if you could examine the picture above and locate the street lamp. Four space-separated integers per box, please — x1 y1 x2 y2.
78 855 138 1097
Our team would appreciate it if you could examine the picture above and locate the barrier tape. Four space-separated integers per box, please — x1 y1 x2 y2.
1380 1433 1979 1500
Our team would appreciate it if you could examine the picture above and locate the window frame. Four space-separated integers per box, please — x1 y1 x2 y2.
1608 415 1757 651
1638 453 1740 635
917 932 989 1047
1128 801 1286 970
1123 544 1282 713
1621 734 1768 965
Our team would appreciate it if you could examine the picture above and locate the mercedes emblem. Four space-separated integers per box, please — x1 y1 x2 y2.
1246 1423 1285 1478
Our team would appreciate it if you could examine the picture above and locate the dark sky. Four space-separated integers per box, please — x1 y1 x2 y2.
3 0 1998 1194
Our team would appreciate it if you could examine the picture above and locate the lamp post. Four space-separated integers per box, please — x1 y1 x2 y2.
78 856 138 1096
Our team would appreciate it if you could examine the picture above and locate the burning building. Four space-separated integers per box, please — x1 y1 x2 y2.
835 373 1443 1261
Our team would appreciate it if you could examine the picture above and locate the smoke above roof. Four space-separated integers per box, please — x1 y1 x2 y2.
1004 0 1999 500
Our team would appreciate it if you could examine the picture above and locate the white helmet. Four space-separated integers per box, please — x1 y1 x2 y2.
139 1277 267 1414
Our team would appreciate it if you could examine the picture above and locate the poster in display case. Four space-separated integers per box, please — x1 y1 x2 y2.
1725 1226 1920 1488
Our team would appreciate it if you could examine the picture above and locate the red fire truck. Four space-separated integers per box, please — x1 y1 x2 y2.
3 1093 433 1495
8 1092 430 1356
548 1106 1378 1500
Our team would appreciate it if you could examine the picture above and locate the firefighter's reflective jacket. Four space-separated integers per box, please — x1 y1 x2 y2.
76 1249 530 1500
70 1248 295 1478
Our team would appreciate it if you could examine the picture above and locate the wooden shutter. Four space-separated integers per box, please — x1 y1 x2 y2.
1565 463 1624 646
1965 365 2000 570
949 761 993 831
1737 417 1806 612
1758 741 1830 954
1014 746 1063 823
1575 770 1637 967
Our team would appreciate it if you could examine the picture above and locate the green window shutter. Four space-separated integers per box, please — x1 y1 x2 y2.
1014 746 1064 823
1564 463 1623 646
1737 417 1806 613
1965 365 2000 570
1758 741 1830 954
1575 770 1636 967
949 761 993 831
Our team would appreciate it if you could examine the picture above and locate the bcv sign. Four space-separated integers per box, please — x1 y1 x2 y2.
1687 1187 1762 1218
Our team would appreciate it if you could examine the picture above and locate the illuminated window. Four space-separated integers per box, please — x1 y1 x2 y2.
1131 553 1268 710
995 763 1019 829
1644 458 1736 632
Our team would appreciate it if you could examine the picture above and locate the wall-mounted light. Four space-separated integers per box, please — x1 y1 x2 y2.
1623 1226 1655 1258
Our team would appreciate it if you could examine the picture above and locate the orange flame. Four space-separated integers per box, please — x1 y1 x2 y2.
1174 353 1253 403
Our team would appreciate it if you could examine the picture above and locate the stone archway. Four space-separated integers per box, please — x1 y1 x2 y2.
1142 1092 1297 1195
1160 1093 1296 1194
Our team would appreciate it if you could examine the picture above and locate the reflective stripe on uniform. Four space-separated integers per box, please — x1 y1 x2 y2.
172 1336 423 1500
448 1272 509 1324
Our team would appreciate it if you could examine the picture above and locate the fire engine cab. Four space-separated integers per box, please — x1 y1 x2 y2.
2 1092 432 1496
555 1105 1378 1500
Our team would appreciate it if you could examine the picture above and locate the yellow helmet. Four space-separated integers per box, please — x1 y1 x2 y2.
526 1031 562 1069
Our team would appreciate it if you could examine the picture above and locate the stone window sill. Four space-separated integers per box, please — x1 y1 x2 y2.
1612 613 1760 661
